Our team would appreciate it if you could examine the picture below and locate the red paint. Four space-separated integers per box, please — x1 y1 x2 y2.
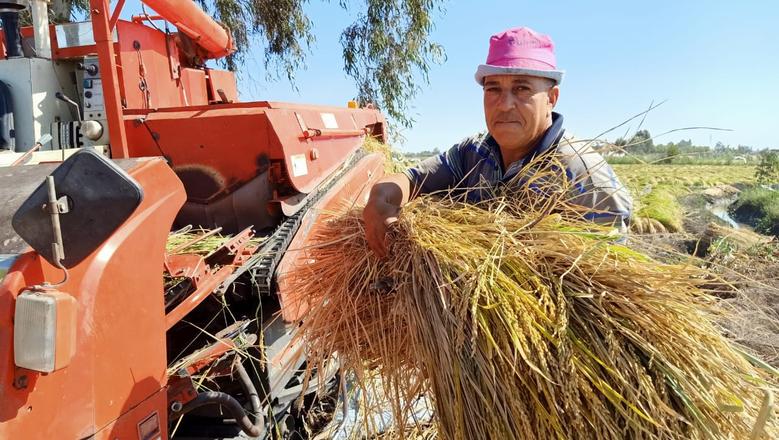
0 159 185 439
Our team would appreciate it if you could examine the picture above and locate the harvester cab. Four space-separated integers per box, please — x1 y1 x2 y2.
0 1 387 438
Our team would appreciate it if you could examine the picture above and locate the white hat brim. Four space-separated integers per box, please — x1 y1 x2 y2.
475 64 564 86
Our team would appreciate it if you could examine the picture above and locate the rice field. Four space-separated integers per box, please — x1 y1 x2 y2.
613 164 756 192
610 165 757 233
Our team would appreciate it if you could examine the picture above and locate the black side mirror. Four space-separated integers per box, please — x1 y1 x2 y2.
12 149 144 268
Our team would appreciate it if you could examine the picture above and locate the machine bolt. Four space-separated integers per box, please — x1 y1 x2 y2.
170 401 183 412
77 62 98 76
13 375 28 389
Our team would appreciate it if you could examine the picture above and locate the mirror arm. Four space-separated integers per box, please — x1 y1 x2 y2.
43 176 68 286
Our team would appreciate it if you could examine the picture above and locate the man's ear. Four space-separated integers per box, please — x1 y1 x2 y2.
548 85 560 108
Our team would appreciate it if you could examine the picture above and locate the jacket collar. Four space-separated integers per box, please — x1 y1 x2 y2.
488 112 565 181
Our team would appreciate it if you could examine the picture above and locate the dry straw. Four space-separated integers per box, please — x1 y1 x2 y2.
288 155 778 439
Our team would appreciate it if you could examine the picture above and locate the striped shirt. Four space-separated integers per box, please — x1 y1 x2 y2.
404 112 633 229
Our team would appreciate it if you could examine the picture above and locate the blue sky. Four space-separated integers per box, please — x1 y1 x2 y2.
132 1 778 152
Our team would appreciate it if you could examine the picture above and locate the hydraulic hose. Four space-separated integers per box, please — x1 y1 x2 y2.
177 361 265 437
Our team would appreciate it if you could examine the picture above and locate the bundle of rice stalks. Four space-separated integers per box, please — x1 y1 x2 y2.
288 174 778 439
635 185 684 233
630 216 669 234
704 223 774 251
363 136 413 174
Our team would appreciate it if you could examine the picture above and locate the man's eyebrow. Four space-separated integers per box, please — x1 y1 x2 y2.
483 80 501 87
511 78 533 85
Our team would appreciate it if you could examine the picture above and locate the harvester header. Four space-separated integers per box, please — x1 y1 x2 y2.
0 0 387 438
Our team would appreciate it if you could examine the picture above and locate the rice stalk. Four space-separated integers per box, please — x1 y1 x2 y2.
287 157 778 439
166 227 249 256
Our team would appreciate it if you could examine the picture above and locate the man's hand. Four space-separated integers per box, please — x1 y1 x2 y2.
362 175 413 258
363 194 400 257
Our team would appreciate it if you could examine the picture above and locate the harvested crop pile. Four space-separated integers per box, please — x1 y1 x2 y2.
166 226 233 255
287 164 778 439
363 136 414 174
629 216 668 234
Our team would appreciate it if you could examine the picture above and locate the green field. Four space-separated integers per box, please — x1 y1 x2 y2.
612 164 756 192
611 165 758 233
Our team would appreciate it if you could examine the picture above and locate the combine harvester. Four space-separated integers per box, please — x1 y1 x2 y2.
0 0 387 438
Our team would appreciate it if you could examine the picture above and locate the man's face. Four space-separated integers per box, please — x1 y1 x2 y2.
483 75 559 155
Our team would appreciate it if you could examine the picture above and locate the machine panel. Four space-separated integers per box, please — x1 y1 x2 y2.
0 58 78 151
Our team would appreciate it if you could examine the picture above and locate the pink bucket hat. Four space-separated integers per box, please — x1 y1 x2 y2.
474 27 564 86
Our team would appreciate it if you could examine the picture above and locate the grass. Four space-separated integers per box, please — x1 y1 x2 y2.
634 184 685 232
289 157 778 439
730 188 779 236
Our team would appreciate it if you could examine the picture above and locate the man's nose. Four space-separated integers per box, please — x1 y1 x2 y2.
497 90 517 111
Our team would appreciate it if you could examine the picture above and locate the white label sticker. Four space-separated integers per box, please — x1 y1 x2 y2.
291 154 308 177
321 113 338 129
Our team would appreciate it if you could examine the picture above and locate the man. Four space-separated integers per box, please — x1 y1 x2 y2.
363 27 632 257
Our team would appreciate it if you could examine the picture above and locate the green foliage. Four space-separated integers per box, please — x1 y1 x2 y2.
730 188 779 236
746 241 779 261
605 136 763 165
625 129 654 154
755 150 779 184
200 0 446 128
707 236 737 260
677 139 693 149
341 0 446 127
405 147 440 160
662 144 680 164
52 0 88 22
20 0 82 26
191 0 313 77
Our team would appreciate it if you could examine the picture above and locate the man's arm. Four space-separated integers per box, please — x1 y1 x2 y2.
557 141 633 233
363 144 463 256
363 173 412 257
